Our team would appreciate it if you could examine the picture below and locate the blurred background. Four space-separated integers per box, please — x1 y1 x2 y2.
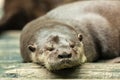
0 0 4 19
0 0 80 34
0 0 80 63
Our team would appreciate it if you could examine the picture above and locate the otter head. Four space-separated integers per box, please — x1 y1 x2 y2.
27 22 87 71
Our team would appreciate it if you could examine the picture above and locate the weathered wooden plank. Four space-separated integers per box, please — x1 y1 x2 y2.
0 31 21 62
0 49 22 62
0 62 120 79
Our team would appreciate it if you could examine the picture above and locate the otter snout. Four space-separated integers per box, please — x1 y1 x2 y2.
58 52 72 59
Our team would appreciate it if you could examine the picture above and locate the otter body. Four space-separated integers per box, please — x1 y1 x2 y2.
20 1 120 70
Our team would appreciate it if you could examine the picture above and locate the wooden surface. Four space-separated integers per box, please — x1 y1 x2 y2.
0 31 120 79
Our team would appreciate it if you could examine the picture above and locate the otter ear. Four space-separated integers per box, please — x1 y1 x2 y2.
28 44 36 52
78 34 83 41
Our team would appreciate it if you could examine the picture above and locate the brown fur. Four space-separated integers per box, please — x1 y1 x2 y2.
20 1 120 70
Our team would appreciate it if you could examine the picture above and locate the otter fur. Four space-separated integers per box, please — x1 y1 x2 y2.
20 1 120 70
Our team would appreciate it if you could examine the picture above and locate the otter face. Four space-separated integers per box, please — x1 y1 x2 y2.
28 34 87 70
28 35 86 70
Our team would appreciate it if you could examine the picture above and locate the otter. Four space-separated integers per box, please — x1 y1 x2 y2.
20 1 120 70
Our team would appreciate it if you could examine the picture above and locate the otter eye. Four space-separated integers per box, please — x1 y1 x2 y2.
70 44 75 48
69 42 75 48
46 47 54 51
45 44 54 51
28 45 36 52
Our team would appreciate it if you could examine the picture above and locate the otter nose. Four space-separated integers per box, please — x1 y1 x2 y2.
58 52 72 58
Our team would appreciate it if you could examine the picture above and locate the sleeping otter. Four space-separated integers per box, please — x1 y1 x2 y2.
20 1 120 70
